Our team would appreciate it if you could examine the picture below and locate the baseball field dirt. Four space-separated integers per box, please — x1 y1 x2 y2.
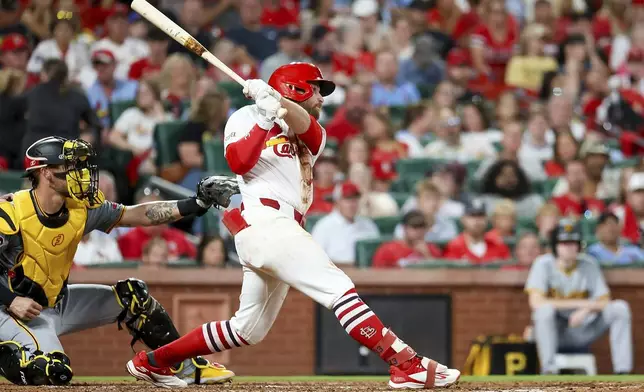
2 376 644 391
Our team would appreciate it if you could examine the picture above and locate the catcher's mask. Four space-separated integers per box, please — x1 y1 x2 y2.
24 136 100 204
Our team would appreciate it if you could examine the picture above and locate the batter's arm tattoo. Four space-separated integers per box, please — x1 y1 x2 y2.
118 201 183 227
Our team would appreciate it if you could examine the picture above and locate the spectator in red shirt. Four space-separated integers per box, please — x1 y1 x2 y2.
427 0 478 44
445 49 476 104
372 210 442 268
332 21 376 79
309 150 339 215
469 0 518 84
206 39 259 83
444 201 512 263
544 130 579 177
551 160 605 218
326 83 370 146
128 28 169 81
118 190 197 260
613 172 644 245
158 53 197 116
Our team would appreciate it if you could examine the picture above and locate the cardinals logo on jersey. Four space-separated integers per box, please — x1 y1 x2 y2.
266 135 296 159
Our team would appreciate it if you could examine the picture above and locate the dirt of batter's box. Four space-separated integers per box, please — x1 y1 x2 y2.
2 381 643 391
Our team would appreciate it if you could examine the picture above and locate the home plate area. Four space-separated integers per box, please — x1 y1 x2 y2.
2 381 643 391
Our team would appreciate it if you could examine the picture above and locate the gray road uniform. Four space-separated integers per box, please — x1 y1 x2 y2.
525 254 633 374
0 190 201 385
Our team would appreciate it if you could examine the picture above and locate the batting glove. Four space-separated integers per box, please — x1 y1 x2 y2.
256 92 283 129
243 79 281 101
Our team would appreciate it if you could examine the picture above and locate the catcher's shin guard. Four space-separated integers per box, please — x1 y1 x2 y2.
113 278 181 349
0 342 72 385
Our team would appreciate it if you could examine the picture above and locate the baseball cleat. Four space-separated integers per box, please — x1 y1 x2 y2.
388 356 460 389
126 351 187 389
173 356 235 385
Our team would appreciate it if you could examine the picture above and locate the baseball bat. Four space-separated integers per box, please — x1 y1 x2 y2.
130 0 287 118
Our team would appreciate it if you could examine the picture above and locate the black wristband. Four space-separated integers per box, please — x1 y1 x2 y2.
0 283 17 307
177 197 208 217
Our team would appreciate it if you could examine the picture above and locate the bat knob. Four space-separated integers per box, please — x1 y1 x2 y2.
277 108 288 119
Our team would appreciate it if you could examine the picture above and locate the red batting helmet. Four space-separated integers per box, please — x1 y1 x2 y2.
268 62 335 102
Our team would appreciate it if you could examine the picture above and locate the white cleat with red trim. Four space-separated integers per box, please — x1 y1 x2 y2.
126 351 188 389
388 356 461 389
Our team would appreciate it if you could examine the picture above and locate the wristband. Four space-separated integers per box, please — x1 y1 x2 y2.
177 197 209 217
0 283 17 307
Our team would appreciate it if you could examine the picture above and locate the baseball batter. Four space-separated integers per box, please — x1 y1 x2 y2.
525 219 633 374
0 136 238 386
127 63 460 389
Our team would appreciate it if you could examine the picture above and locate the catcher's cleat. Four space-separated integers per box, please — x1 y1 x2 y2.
126 351 187 389
388 356 460 389
173 356 235 385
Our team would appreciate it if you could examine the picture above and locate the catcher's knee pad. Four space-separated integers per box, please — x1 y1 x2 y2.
0 343 72 386
113 278 181 349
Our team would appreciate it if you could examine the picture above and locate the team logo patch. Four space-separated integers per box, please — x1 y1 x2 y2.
52 234 65 247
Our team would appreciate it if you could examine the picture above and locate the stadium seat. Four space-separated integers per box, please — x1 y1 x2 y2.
388 106 407 127
305 214 326 232
374 216 401 235
517 216 537 233
418 84 436 99
201 209 220 235
325 139 338 152
0 171 27 193
322 104 339 119
390 192 410 208
203 139 231 174
109 99 136 124
611 157 639 169
355 236 390 267
539 177 560 199
217 81 252 109
154 121 187 167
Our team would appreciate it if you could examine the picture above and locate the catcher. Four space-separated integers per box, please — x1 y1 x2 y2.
0 136 239 386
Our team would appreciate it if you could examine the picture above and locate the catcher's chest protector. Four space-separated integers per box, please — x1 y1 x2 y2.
10 190 86 307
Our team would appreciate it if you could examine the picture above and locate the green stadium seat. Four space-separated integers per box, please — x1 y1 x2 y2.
203 139 231 174
201 210 220 235
305 214 326 232
517 216 537 233
390 192 410 208
540 177 560 199
389 106 407 127
355 236 390 267
418 84 436 99
0 171 28 193
374 216 401 235
581 217 598 238
109 99 136 124
218 81 252 109
611 157 640 169
493 141 502 152
154 120 187 167
606 139 620 151
322 105 339 118
325 139 338 152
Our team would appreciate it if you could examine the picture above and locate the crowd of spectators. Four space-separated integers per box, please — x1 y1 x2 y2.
1 0 644 271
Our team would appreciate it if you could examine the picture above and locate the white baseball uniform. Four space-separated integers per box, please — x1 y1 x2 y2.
223 105 355 344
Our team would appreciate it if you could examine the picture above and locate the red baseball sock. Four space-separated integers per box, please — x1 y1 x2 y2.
333 289 402 363
150 321 249 368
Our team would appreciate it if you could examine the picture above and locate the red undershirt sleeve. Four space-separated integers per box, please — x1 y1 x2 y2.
297 115 324 155
225 125 267 175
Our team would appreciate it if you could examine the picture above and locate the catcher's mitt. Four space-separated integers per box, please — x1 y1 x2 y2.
197 175 240 209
